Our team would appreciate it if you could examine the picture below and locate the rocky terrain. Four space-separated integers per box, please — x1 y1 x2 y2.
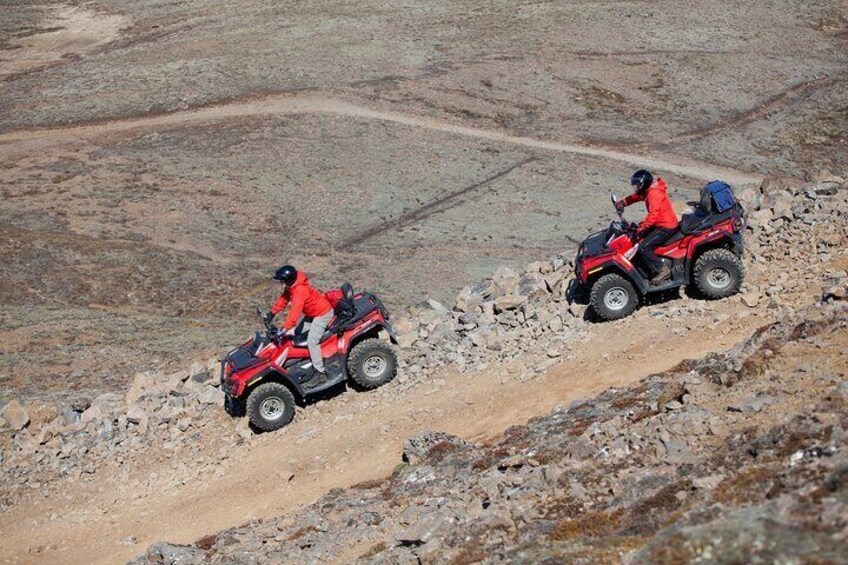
131 299 848 564
1 1 847 563
1 174 846 562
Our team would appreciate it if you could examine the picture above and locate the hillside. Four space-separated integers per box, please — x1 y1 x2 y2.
1 0 846 401
1 176 846 563
1 1 847 564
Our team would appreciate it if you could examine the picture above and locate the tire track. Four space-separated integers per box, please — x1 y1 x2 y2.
656 75 840 147
338 156 536 250
0 93 762 185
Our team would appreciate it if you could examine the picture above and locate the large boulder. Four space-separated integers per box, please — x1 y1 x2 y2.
768 190 795 221
492 266 520 294
517 272 549 299
493 294 528 313
81 393 125 424
629 506 847 565
1 399 30 431
455 280 505 313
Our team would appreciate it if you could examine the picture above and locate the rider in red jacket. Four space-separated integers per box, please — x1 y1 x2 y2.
616 170 679 283
267 266 335 386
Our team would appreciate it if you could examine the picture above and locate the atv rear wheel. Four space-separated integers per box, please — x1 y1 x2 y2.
590 273 639 321
693 248 744 299
348 338 398 390
246 382 296 432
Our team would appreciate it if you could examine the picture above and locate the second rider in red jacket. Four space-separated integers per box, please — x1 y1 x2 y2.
267 265 334 387
616 169 679 284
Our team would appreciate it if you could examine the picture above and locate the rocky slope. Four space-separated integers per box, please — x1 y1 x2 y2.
131 298 848 564
0 173 846 559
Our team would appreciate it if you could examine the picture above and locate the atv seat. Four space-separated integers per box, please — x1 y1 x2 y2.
291 327 335 348
679 207 737 235
663 230 685 245
290 291 382 347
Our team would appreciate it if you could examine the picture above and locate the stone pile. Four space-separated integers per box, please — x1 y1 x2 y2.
393 172 847 378
392 256 588 383
130 299 848 564
0 360 244 509
736 173 847 308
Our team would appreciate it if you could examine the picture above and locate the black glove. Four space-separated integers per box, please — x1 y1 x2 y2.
262 311 275 324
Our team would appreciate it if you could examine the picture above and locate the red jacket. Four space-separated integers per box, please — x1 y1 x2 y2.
270 272 333 330
621 178 679 233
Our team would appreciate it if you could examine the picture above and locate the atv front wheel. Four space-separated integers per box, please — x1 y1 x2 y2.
590 273 639 321
693 249 744 299
246 382 296 432
348 338 398 390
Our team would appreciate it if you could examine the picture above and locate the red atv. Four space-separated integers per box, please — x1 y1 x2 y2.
220 283 399 431
568 184 746 321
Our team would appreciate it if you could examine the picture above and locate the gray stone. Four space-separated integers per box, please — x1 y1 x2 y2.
197 386 224 406
517 273 548 299
692 474 725 490
126 405 149 434
1 399 29 431
492 266 520 294
493 294 528 313
403 431 469 465
235 419 253 440
740 292 760 308
822 285 847 302
81 393 124 423
129 542 206 565
728 394 773 414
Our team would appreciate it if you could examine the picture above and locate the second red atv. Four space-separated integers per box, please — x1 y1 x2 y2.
568 182 746 321
221 283 399 431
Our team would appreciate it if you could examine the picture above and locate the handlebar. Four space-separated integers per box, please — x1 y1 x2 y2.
255 305 279 336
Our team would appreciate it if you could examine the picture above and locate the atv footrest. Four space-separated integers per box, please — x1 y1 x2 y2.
649 278 685 293
304 371 346 395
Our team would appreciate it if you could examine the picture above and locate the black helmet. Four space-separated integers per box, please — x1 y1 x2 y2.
273 265 297 286
631 169 653 194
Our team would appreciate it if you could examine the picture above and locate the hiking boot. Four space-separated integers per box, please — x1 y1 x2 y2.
651 264 672 284
303 370 328 389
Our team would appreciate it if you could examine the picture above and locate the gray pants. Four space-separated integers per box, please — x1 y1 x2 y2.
306 310 334 373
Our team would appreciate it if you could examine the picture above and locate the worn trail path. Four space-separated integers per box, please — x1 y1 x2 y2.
0 94 762 186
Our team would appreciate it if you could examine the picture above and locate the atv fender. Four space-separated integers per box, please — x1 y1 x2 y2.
233 365 305 400
583 258 647 294
383 321 399 345
730 232 744 256
350 320 397 345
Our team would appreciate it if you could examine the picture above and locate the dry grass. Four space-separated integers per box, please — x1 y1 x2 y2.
551 509 623 540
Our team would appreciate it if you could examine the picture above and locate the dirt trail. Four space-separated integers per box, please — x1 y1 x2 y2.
0 307 770 564
0 93 762 186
